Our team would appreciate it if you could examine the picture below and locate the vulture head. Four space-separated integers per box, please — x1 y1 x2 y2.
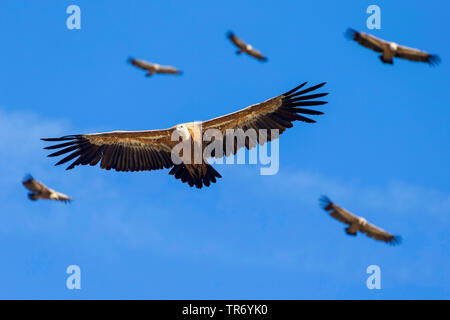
389 42 399 51
175 124 191 141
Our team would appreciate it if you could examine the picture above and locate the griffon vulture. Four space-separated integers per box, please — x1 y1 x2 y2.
319 196 401 245
227 31 268 62
22 175 72 203
345 28 440 66
42 82 328 189
128 57 183 77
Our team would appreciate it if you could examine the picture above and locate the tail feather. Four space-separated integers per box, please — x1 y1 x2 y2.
379 55 393 64
28 193 38 201
345 227 357 236
169 164 222 189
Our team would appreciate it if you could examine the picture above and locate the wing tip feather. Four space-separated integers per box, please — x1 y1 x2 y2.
345 28 358 40
22 174 34 183
128 57 140 66
389 235 402 246
428 54 441 66
283 82 308 96
226 30 235 39
319 195 333 210
41 135 80 142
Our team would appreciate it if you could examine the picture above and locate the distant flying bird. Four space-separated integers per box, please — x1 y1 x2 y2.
345 28 440 66
319 196 401 245
128 57 183 77
42 82 328 189
22 175 72 203
227 31 268 62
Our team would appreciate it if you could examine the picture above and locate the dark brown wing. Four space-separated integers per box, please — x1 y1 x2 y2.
42 129 175 172
227 31 247 50
345 28 385 53
319 196 359 225
202 82 328 157
128 57 153 71
359 222 402 245
395 45 440 66
22 175 49 193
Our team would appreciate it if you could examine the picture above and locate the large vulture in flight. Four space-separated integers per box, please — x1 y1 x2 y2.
42 82 328 188
319 196 401 245
345 28 440 66
128 57 183 77
227 31 268 62
22 175 72 203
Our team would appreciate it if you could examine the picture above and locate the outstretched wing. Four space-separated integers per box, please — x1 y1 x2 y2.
395 45 440 66
227 31 247 50
42 129 175 172
359 222 402 245
156 65 183 74
319 196 359 225
247 48 268 62
202 82 328 157
53 191 73 203
128 57 153 71
22 175 49 193
345 28 385 53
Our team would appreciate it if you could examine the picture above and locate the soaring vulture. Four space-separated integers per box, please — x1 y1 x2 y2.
22 175 72 203
345 28 440 66
319 196 401 245
227 31 268 62
128 57 183 77
42 82 328 189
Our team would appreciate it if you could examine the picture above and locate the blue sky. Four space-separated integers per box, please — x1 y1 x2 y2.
0 0 449 299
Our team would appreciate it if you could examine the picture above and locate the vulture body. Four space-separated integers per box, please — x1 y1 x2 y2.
320 196 401 245
128 57 182 77
345 28 440 66
227 31 268 62
22 175 72 203
42 82 328 189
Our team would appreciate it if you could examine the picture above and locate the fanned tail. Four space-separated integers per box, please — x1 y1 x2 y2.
169 164 222 189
